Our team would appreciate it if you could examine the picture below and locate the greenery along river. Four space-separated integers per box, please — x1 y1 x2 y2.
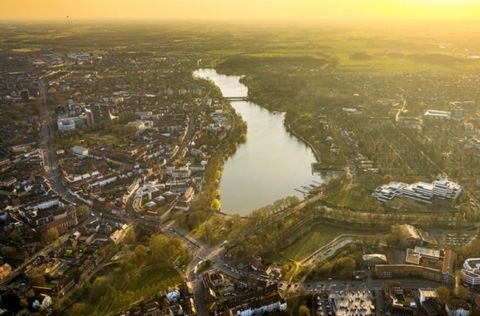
194 69 323 215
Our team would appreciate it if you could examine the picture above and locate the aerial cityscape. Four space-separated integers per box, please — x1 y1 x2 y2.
2 0 480 315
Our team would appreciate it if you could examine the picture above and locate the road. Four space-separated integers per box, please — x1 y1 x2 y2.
170 224 272 316
394 95 407 123
38 84 82 205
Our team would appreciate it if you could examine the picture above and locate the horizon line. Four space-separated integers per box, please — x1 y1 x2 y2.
2 16 480 24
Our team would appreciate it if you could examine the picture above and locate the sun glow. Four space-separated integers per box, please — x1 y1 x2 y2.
1 0 480 21
414 0 473 5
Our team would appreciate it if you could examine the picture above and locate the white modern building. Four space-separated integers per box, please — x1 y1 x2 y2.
461 258 480 286
233 299 287 316
424 109 451 120
70 146 89 157
373 179 462 204
126 120 153 130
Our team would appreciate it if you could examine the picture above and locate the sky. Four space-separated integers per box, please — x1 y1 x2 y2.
1 0 480 22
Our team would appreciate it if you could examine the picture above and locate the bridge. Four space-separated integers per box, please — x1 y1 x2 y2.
225 96 248 102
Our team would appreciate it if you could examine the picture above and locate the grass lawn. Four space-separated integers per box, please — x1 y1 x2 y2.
83 265 182 316
323 187 380 212
280 224 352 261
128 265 181 291
87 133 128 147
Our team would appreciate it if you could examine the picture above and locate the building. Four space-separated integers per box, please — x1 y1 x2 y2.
226 285 287 316
407 246 442 263
375 249 456 285
418 289 438 304
424 109 451 120
126 120 153 130
465 137 480 150
176 186 195 211
461 258 480 286
445 299 471 316
383 282 418 315
362 254 387 268
85 108 95 126
169 166 192 179
57 117 76 132
420 298 443 316
17 197 78 233
452 107 464 121
71 146 89 157
202 271 235 301
373 179 462 204
109 224 133 244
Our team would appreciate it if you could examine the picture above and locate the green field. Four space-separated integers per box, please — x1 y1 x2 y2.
128 265 181 291
323 187 381 212
279 224 353 261
79 264 182 316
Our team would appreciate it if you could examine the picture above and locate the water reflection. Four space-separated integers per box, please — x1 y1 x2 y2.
194 69 323 215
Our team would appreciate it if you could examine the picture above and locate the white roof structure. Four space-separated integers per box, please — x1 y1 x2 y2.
166 290 181 303
424 109 451 119
373 178 462 204
362 254 387 263
462 258 480 286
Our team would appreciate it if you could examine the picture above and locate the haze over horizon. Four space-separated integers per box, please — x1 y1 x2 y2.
2 0 480 23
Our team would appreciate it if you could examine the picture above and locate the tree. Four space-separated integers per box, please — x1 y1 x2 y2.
149 234 171 262
90 276 109 300
453 285 470 300
76 204 90 217
211 198 221 211
124 226 136 245
29 266 46 287
299 305 311 316
8 230 23 243
42 228 59 244
134 244 148 260
436 286 450 304
70 303 87 316
149 234 189 265
385 225 407 249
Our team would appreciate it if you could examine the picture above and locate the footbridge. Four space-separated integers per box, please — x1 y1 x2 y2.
225 96 248 102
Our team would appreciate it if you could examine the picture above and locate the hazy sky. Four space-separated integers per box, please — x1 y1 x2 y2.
2 0 480 22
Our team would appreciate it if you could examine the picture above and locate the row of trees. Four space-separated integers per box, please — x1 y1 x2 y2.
310 243 363 280
68 231 189 315
179 113 247 230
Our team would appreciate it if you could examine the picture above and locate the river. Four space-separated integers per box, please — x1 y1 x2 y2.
194 69 323 215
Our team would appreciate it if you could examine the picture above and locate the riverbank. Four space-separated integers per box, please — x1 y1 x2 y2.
194 68 322 215
179 99 247 229
220 69 345 174
285 122 321 163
